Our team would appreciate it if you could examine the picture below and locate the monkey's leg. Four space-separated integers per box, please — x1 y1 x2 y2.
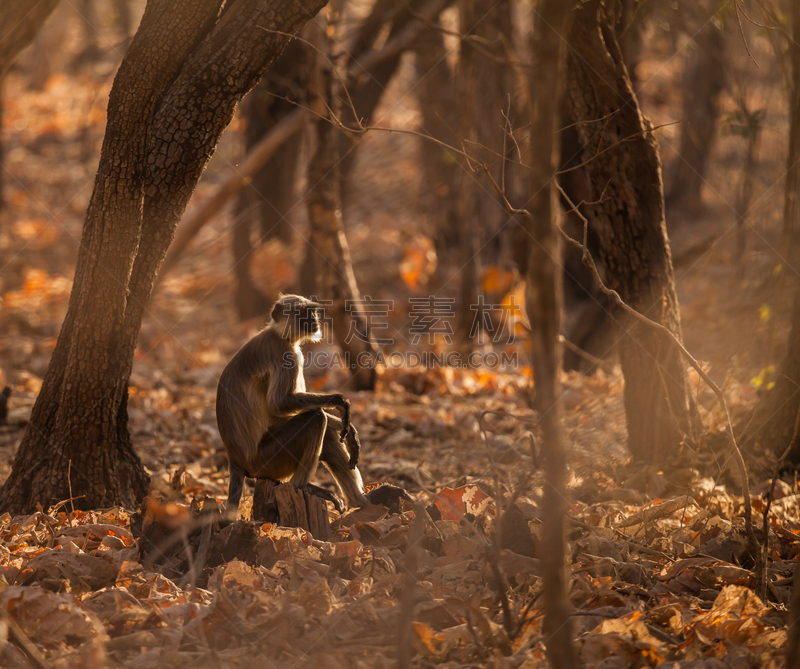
320 420 369 508
323 411 362 468
227 461 247 509
252 410 327 487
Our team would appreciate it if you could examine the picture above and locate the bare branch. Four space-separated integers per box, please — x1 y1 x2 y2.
734 0 760 68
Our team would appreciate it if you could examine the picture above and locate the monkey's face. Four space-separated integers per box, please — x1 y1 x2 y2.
271 295 323 343
299 305 322 340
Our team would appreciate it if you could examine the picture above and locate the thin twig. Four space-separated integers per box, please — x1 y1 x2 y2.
67 460 75 525
734 0 760 68
559 334 612 371
48 495 85 518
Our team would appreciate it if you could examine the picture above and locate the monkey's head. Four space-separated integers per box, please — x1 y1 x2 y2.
270 294 324 344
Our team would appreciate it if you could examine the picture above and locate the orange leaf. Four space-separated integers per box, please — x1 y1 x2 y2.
434 485 492 521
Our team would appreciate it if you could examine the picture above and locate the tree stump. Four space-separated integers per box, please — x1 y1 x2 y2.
252 480 332 541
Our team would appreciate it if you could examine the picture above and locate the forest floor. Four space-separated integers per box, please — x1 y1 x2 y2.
0 10 798 668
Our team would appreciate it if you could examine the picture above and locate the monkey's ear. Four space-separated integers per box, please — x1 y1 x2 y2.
270 302 283 322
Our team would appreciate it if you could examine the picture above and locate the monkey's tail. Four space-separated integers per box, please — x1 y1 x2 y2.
347 431 360 469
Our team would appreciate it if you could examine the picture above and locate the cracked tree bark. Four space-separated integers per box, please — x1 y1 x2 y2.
0 0 328 515
565 0 696 463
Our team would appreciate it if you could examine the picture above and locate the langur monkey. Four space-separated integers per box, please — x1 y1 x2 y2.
216 294 369 512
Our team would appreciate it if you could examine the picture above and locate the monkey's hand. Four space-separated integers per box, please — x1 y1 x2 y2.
333 394 351 440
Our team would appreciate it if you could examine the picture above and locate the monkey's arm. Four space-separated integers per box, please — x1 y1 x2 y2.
266 364 351 439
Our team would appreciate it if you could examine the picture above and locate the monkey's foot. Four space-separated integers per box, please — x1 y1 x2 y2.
301 484 343 514
364 485 412 514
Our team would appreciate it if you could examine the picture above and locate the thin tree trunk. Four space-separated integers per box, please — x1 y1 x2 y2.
734 100 762 263
300 17 377 391
780 0 800 267
231 42 307 320
565 0 696 463
455 0 514 342
413 18 459 251
454 0 483 343
232 112 303 320
525 2 576 667
239 52 306 245
751 1 800 459
557 101 612 373
667 6 726 208
0 77 4 212
0 0 328 515
0 0 61 77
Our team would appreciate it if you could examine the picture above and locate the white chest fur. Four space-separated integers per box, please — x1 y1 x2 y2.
294 345 306 393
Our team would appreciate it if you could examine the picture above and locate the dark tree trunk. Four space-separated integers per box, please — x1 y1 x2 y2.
557 105 613 372
454 0 484 343
0 0 328 515
455 0 514 341
413 18 459 251
525 2 577 666
461 0 514 264
0 0 61 77
233 40 306 320
667 5 726 208
780 0 800 266
733 98 762 262
0 77 4 212
300 18 377 391
565 0 696 462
